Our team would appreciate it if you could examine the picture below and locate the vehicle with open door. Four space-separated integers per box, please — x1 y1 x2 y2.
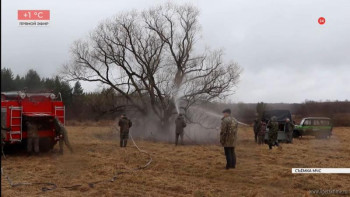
1 91 65 151
262 110 293 142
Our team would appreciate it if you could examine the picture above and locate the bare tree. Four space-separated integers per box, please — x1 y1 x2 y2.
63 3 241 131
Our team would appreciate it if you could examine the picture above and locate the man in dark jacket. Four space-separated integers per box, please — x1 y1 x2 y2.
118 114 132 147
175 114 186 146
253 118 259 143
220 109 238 169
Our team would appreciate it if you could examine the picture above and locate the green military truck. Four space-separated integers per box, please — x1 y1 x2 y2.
294 117 333 139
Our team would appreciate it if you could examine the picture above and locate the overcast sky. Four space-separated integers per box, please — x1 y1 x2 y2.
2 0 350 103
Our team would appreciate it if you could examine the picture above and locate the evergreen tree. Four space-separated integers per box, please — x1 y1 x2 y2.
256 102 266 119
14 75 25 90
24 69 42 90
42 77 56 91
73 81 84 96
54 76 73 106
1 68 15 91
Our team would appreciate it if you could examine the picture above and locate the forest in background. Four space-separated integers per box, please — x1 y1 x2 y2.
1 68 349 126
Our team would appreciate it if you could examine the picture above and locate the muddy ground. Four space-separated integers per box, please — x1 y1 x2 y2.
1 126 350 197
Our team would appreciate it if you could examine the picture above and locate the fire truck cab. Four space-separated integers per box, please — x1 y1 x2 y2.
1 91 65 151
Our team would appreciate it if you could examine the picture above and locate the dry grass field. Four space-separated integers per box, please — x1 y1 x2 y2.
1 125 350 197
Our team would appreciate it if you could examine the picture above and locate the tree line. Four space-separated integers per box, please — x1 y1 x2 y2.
1 68 123 120
1 68 76 104
2 68 349 126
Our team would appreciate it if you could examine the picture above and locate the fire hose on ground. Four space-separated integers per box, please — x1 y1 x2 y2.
1 116 246 192
1 168 57 191
1 132 152 192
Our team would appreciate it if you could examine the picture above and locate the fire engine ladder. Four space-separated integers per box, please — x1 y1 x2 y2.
54 106 65 126
9 106 23 142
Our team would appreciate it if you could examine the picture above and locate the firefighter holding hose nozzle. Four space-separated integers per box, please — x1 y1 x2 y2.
118 114 132 147
175 114 186 146
52 117 74 155
220 109 238 170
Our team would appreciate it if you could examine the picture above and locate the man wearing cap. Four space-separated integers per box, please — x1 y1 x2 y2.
175 114 187 146
284 118 294 143
118 114 132 147
220 109 238 169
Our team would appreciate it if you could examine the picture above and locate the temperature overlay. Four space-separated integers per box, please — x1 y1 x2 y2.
18 10 50 20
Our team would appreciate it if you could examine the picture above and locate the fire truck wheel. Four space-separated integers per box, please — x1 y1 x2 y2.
39 138 54 152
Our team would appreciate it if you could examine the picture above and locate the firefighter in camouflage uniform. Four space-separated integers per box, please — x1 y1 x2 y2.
53 117 74 154
175 114 186 146
257 121 267 145
284 118 294 143
1 123 10 157
118 114 132 147
26 121 40 155
267 116 280 149
220 109 238 169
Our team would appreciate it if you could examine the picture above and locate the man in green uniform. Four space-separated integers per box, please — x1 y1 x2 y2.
26 121 40 155
118 114 132 147
267 116 280 150
284 118 294 143
220 109 238 169
53 118 73 155
175 114 186 146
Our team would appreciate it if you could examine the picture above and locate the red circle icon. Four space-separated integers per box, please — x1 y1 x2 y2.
318 17 326 25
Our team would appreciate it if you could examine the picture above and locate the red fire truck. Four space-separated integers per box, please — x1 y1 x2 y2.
1 91 65 151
